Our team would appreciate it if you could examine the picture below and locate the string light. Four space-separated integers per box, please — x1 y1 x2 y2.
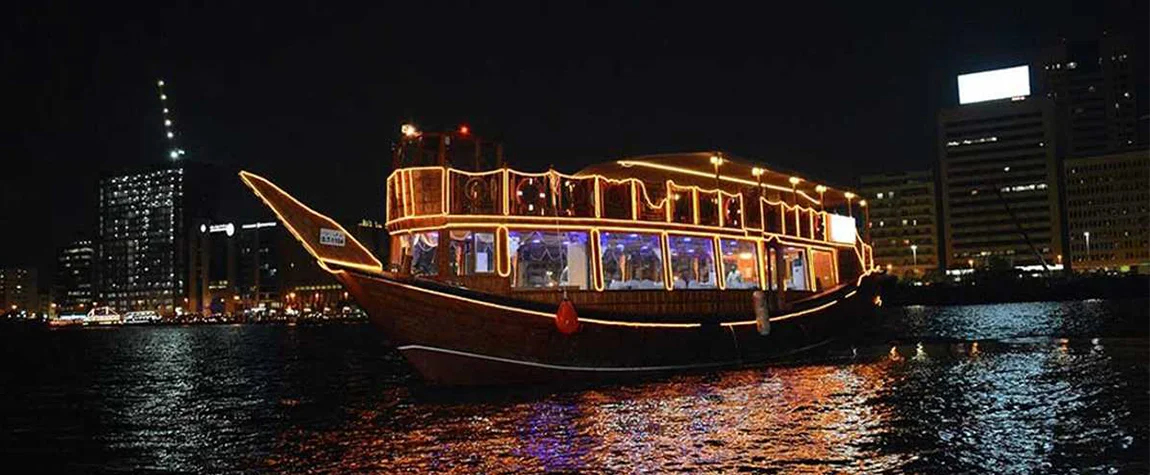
157 78 184 161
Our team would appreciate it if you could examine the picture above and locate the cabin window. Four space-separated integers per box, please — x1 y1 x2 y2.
449 231 495 276
781 246 809 291
810 249 837 291
671 190 694 224
765 247 779 290
720 239 760 289
697 191 719 227
411 231 439 277
764 202 783 234
668 235 717 289
389 234 410 272
599 232 664 290
508 230 590 289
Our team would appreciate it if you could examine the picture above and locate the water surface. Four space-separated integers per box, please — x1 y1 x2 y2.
1 299 1146 473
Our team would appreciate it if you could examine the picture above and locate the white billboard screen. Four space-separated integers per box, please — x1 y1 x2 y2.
828 214 857 244
957 65 1030 104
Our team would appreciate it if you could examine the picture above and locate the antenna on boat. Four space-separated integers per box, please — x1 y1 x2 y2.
156 79 186 161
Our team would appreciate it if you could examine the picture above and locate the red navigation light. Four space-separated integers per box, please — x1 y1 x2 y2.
459 125 470 135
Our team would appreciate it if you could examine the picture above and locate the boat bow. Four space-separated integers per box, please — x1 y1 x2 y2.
239 171 383 274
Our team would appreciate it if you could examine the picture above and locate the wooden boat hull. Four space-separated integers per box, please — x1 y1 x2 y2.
332 269 882 386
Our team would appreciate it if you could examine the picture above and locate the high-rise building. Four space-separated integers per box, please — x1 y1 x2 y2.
188 220 286 315
939 69 1063 271
56 240 95 313
859 170 939 278
0 267 39 314
1035 35 1142 158
1063 149 1150 273
97 163 224 315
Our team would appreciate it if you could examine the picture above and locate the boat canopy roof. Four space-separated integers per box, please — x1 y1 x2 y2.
576 152 857 208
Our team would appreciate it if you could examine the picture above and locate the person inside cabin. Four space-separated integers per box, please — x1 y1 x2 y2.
726 267 744 289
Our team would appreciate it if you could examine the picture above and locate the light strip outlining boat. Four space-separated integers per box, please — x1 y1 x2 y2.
240 125 884 386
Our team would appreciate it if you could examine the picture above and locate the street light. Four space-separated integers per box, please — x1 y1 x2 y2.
843 191 856 218
815 185 827 211
788 176 801 204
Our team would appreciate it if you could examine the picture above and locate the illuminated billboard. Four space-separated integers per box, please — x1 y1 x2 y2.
827 214 857 244
957 65 1030 104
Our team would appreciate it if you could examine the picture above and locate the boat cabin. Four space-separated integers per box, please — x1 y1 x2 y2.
384 127 874 315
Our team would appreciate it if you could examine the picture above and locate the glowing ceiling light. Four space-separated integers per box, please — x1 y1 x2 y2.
709 155 723 166
815 185 827 193
401 124 419 137
788 176 801 186
157 80 165 87
844 191 856 199
751 167 764 177
459 125 470 135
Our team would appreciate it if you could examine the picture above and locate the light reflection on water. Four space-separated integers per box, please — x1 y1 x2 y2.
1 299 1146 473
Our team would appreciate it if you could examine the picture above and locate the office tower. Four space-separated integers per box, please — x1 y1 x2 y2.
859 170 939 277
0 267 39 314
1063 149 1150 272
97 163 224 314
1035 35 1142 157
56 240 95 313
188 220 286 314
939 66 1063 271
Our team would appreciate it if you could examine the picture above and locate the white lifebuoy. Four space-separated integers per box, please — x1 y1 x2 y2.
753 290 770 336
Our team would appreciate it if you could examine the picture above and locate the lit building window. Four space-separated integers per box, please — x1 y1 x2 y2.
599 232 664 290
668 235 716 289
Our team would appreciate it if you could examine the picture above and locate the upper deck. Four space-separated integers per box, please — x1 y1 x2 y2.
380 126 873 306
386 154 870 252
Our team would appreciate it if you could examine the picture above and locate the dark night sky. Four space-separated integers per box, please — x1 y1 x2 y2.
2 1 1146 286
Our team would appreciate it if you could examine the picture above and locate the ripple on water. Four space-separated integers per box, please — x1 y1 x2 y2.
0 301 1146 473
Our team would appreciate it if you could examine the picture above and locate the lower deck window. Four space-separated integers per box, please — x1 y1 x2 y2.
668 235 716 289
449 231 495 276
509 230 590 289
600 232 664 290
782 246 808 291
411 231 439 276
389 234 410 272
810 249 837 291
720 239 760 289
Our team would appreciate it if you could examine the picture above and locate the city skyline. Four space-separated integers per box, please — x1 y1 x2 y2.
3 1 1147 285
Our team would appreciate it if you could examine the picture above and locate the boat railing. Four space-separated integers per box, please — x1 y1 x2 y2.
386 166 871 252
